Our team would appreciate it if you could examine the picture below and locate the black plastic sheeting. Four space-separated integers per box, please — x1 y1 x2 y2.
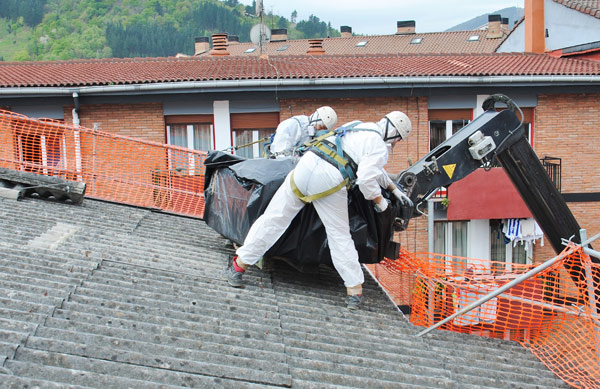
203 151 403 270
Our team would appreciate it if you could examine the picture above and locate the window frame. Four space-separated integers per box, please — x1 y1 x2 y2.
164 115 214 175
13 120 67 176
230 112 279 159
428 109 473 151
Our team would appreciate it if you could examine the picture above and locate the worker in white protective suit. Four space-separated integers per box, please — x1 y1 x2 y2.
227 111 412 310
268 106 338 158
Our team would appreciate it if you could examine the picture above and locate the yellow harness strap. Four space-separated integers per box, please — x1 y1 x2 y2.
313 142 348 166
290 170 348 203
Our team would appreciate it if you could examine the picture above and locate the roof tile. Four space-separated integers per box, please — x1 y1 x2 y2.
553 0 600 18
211 30 505 58
1 53 599 88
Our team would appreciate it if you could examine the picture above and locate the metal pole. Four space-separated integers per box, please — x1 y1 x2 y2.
580 229 599 318
428 199 434 253
416 231 600 337
582 248 599 318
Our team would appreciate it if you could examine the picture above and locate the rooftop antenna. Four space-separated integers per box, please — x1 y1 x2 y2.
249 0 270 56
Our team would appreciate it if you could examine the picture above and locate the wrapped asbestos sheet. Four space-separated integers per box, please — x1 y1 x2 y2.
203 151 402 270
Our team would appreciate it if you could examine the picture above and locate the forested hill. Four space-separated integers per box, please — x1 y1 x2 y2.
0 0 339 62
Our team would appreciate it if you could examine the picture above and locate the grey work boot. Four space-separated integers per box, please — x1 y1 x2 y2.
226 256 245 288
346 294 362 310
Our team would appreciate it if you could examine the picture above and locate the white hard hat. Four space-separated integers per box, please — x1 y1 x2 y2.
382 111 411 143
309 106 338 130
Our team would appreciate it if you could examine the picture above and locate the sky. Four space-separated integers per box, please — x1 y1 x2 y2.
240 0 524 35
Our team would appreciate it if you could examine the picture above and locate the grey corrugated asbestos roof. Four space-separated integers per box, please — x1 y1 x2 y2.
0 197 568 388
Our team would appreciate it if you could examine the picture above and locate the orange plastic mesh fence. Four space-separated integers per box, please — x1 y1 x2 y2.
0 110 206 217
368 247 600 388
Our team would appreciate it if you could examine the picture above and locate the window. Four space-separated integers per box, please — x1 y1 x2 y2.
434 221 468 273
520 107 534 144
355 41 368 47
244 47 257 53
230 112 279 159
167 123 212 151
410 37 423 44
233 128 272 158
276 45 290 51
468 35 480 41
490 219 528 272
165 115 213 174
14 122 66 175
428 109 472 151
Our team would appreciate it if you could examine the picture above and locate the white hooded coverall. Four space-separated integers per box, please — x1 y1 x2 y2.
269 115 314 157
236 120 391 288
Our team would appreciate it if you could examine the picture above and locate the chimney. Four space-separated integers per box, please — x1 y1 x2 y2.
194 37 210 55
525 0 545 53
487 14 502 39
271 28 288 42
307 39 325 55
340 25 352 38
210 33 230 56
396 20 415 35
501 17 509 32
228 35 240 45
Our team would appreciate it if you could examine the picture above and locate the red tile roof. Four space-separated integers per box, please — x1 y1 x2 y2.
553 0 600 18
211 30 505 57
1 53 599 88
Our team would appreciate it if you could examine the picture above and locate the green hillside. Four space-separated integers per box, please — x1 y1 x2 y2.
0 0 339 61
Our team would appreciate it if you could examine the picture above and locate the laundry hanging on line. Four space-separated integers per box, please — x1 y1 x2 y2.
502 218 544 251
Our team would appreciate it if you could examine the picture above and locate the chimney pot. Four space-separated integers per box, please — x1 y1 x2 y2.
396 20 415 35
341 25 352 38
210 33 230 56
271 28 288 42
194 36 210 55
307 38 325 55
487 14 502 39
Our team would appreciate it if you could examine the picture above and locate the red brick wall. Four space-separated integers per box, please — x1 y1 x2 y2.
64 103 165 143
280 96 431 252
532 94 600 262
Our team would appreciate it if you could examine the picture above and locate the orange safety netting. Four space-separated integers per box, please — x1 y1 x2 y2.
368 247 600 388
0 110 206 218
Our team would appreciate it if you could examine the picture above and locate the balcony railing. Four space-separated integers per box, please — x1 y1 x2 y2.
540 156 562 193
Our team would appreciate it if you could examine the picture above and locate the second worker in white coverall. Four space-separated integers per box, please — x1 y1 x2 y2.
227 111 412 310
268 106 337 158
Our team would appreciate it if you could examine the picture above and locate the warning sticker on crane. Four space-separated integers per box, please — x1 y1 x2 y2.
443 164 456 179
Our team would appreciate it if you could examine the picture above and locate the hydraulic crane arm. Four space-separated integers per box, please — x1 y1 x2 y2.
396 94 594 263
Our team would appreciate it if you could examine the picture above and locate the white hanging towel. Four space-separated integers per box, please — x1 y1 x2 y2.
502 218 521 242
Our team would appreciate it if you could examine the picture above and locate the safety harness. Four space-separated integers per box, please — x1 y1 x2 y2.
290 122 380 203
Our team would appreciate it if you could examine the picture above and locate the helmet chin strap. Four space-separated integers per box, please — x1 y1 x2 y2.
384 117 394 141
309 112 322 126
384 117 403 142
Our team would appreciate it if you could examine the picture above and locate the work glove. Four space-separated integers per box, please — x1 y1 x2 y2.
392 187 413 207
373 198 389 213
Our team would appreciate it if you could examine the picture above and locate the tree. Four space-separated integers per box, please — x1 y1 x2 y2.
245 1 256 16
277 16 288 29
291 10 297 23
296 15 328 39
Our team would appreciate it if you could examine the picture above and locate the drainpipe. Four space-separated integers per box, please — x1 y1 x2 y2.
72 92 80 126
71 91 83 180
